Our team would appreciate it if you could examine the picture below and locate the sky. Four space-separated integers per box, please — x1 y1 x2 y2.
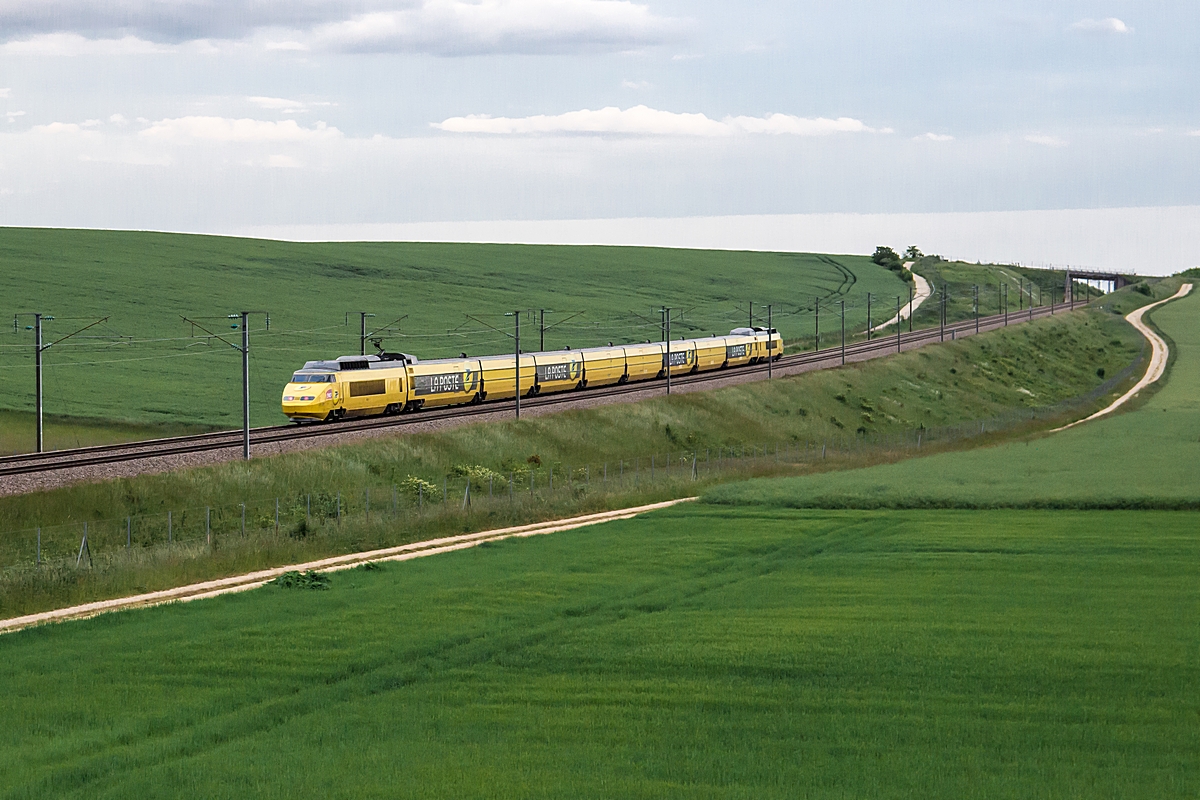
1 0 1198 268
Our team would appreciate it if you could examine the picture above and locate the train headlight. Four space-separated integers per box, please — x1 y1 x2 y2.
284 395 294 401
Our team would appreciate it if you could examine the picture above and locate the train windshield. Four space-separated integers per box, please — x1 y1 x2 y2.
291 372 334 383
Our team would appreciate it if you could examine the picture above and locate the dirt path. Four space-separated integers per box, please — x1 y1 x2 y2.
871 264 932 333
1052 283 1194 432
0 498 696 635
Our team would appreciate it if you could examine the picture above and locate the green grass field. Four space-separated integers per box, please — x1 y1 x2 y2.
706 279 1198 509
2 505 1196 798
0 229 910 435
0 302 1144 619
0 410 207 454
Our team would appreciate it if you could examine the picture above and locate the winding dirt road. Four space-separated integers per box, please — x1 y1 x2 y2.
871 264 932 333
1052 283 1193 432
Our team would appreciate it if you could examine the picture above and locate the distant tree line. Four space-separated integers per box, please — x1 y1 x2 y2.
871 245 923 282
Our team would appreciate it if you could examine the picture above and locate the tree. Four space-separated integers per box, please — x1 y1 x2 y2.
904 245 924 260
872 246 900 267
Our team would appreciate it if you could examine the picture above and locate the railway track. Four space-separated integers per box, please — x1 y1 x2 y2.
0 303 1064 478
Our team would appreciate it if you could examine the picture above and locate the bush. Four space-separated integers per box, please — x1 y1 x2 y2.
271 570 330 590
399 476 439 501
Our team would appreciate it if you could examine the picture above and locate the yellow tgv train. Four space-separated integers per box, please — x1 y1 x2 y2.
281 327 783 422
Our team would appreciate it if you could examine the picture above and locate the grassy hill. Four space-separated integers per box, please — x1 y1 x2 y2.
707 277 1197 509
0 228 908 434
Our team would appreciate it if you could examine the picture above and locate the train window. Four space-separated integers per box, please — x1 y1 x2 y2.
292 373 333 383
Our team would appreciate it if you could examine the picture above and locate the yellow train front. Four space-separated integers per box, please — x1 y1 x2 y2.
281 327 782 422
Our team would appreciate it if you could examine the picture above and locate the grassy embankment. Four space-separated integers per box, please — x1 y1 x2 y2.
0 228 908 441
0 298 1146 617
906 255 1121 328
1 507 1195 796
706 277 1197 509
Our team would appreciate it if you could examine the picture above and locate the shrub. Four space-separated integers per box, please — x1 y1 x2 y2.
271 570 330 590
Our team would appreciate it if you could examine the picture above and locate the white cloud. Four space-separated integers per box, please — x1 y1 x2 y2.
0 33 173 56
0 88 10 98
6 110 25 119
139 116 342 143
81 118 102 127
1188 130 1200 137
310 0 682 55
32 122 85 134
621 79 651 90
1024 134 1068 147
915 132 954 142
247 96 308 112
1069 17 1131 34
434 106 885 136
108 113 128 125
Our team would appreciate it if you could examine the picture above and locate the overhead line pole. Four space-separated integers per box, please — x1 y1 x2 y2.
814 298 820 352
34 314 42 453
241 313 250 460
183 312 264 460
663 306 672 395
895 297 901 353
866 293 872 341
767 304 772 380
16 313 108 453
974 285 979 334
840 300 845 365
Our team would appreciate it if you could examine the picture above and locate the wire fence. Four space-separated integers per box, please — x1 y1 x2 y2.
0 353 1140 576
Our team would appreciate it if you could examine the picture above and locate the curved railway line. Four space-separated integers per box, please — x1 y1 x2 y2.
0 303 1067 479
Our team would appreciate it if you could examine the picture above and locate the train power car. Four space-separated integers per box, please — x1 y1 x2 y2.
281 327 783 423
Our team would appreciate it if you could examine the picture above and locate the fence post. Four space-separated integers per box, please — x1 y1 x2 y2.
126 516 131 549
365 488 370 523
337 492 342 523
168 510 172 545
76 522 90 568
691 456 697 481
489 475 493 498
462 480 471 509
307 494 311 524
509 474 514 502
206 507 211 546
36 527 41 566
393 485 397 515
550 467 554 491
241 503 246 536
443 478 447 505
419 484 424 509
275 498 280 534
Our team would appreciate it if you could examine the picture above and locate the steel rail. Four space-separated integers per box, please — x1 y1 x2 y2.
0 303 1062 478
